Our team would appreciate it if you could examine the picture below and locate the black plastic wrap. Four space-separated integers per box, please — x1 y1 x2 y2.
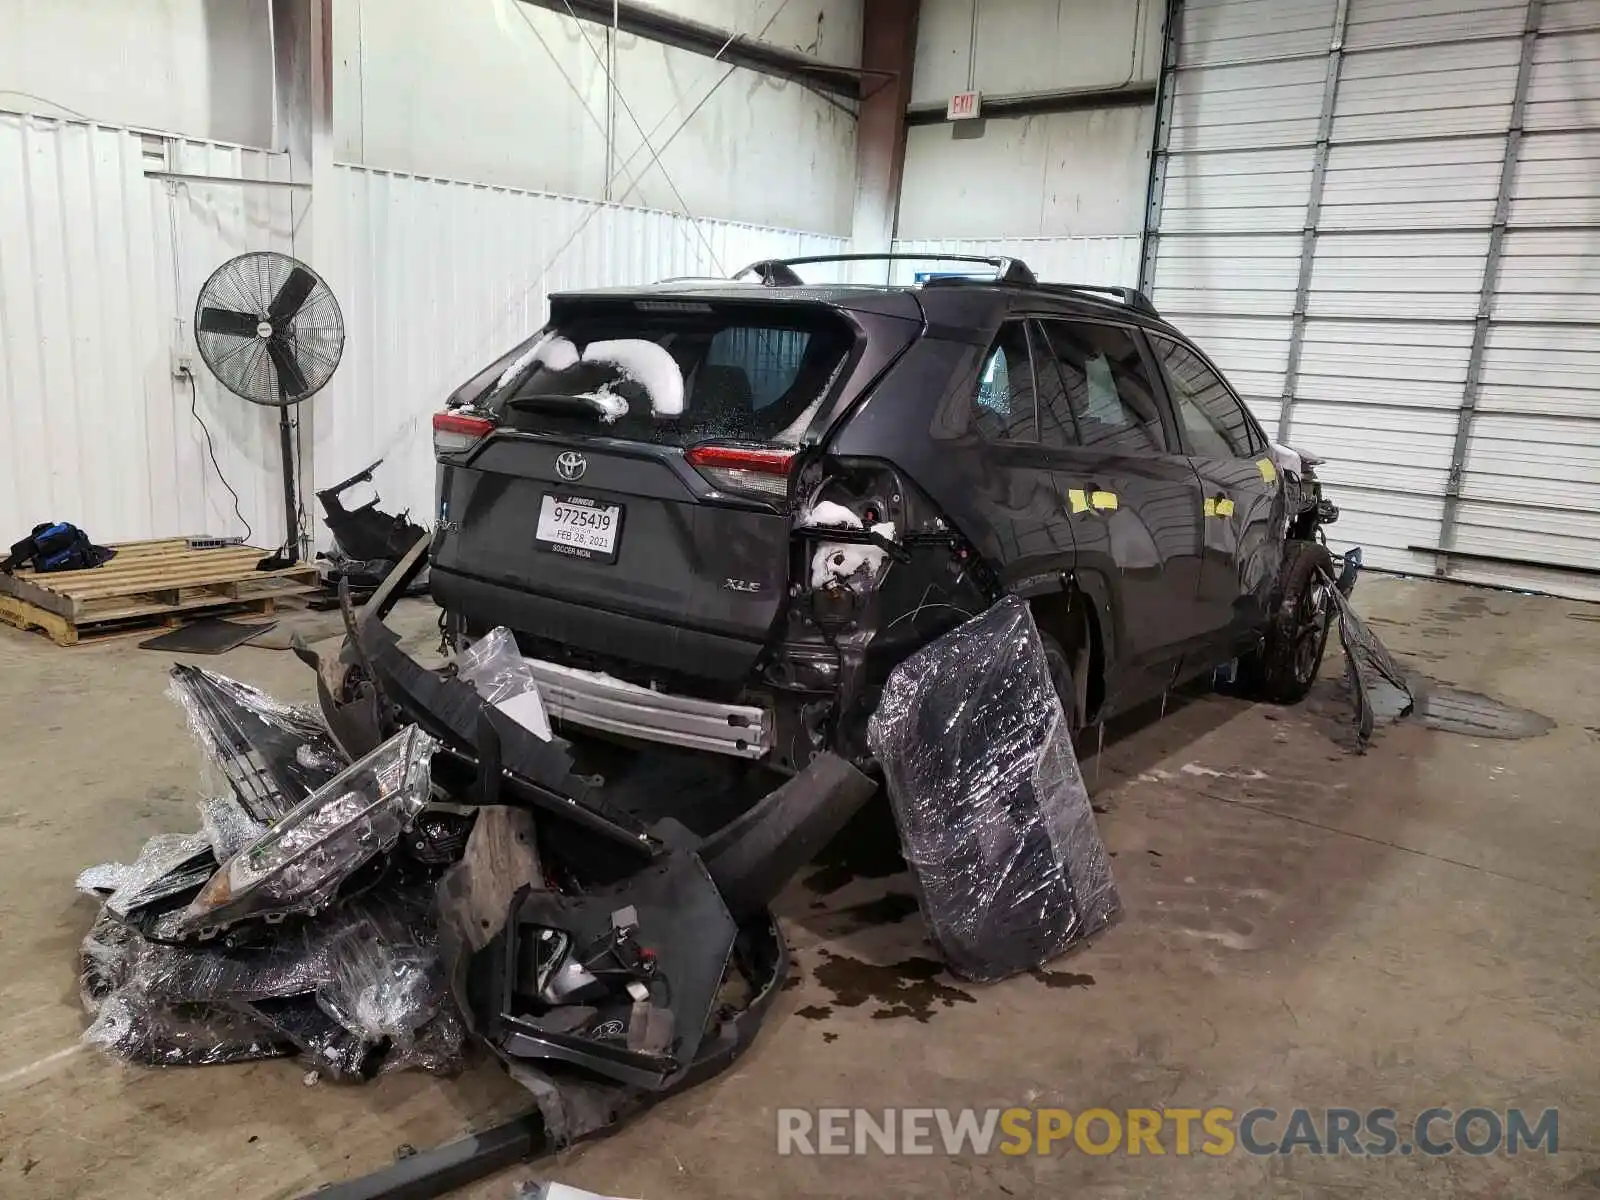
80 881 462 1078
83 994 296 1067
1324 569 1414 749
867 596 1120 983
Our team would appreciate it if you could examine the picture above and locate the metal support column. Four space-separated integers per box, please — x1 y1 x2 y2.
1275 0 1351 444
1434 0 1544 574
1138 0 1183 298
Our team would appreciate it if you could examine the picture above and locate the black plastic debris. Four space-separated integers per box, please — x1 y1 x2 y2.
314 459 430 602
1322 567 1414 750
868 596 1120 983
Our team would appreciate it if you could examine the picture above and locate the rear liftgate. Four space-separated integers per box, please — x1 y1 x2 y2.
300 538 875 1198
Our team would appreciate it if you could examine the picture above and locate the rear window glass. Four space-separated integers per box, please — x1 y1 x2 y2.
486 306 856 447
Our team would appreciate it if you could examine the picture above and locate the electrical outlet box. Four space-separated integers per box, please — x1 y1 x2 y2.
171 352 194 379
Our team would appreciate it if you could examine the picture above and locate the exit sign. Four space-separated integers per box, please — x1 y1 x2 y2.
947 90 981 121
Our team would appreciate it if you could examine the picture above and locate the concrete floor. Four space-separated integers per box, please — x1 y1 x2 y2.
0 577 1596 1199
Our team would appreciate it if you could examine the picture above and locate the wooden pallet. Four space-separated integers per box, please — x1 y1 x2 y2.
0 538 316 647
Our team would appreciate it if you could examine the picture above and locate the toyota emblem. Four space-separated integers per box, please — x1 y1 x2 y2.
555 451 587 482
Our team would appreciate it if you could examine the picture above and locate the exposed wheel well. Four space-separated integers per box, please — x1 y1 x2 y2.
1029 588 1103 728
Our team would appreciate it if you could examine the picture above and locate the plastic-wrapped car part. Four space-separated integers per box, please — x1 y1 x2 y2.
381 1002 466 1076
315 909 444 1050
867 596 1120 983
178 726 438 935
128 918 340 1004
169 665 349 823
458 626 552 740
96 833 215 920
243 994 380 1081
198 794 268 864
80 910 136 1013
83 992 294 1067
75 862 130 897
457 626 540 707
129 885 438 1005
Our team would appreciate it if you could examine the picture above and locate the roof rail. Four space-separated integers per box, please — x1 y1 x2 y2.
922 276 1160 316
734 252 1036 287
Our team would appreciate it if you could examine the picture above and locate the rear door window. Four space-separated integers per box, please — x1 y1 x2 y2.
969 321 1038 443
1036 320 1168 453
1148 334 1259 458
488 305 855 447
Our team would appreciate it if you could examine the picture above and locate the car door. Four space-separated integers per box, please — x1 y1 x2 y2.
1146 331 1286 655
957 320 1078 595
1030 316 1209 709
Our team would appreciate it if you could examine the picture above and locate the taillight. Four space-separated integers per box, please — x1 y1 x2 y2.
685 443 795 502
432 411 495 457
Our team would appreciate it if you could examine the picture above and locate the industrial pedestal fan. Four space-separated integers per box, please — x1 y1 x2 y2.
193 251 345 562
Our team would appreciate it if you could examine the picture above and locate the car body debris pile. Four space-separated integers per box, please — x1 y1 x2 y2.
76 669 466 1080
72 545 1119 1167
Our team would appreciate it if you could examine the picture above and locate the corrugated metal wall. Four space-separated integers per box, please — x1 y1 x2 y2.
315 164 849 527
888 236 1142 286
1148 0 1600 601
0 111 296 547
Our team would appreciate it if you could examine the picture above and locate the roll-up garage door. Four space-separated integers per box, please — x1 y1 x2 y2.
1145 0 1600 600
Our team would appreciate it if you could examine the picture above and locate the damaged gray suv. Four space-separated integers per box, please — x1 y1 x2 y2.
430 254 1349 775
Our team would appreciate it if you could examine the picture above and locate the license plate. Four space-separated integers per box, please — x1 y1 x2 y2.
535 494 623 563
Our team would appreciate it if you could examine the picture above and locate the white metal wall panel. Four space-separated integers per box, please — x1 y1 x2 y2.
885 237 1141 288
1158 149 1315 233
1178 0 1338 65
1318 138 1505 229
1542 0 1600 29
1523 29 1600 129
1331 40 1521 142
1507 131 1600 225
1344 0 1528 49
316 165 849 528
0 111 292 548
1149 0 1600 599
1449 14 1600 597
1167 58 1330 151
1305 234 1492 320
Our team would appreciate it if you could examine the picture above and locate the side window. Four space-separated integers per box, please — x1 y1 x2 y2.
1149 334 1257 459
1037 320 1168 454
969 322 1038 443
1029 323 1080 449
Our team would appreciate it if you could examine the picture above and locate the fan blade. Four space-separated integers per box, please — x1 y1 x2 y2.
267 338 310 399
267 266 318 324
198 307 259 338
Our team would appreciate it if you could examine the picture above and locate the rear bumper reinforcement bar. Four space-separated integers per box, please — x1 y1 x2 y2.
520 657 772 759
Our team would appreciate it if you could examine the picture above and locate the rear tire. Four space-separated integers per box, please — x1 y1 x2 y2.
1039 631 1086 733
1241 541 1334 705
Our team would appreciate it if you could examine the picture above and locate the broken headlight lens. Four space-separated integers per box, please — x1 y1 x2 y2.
179 726 438 934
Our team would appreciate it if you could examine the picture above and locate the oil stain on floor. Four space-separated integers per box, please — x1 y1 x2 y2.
1029 966 1096 989
811 949 976 1022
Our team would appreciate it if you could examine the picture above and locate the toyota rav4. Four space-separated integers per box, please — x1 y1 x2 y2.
429 254 1346 775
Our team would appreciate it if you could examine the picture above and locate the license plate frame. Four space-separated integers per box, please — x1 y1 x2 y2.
535 493 625 564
